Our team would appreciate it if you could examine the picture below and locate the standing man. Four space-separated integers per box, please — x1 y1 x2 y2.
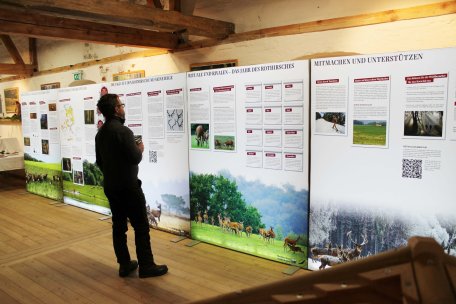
95 93 168 278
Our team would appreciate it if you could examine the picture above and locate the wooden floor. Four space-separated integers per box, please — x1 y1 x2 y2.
0 171 308 304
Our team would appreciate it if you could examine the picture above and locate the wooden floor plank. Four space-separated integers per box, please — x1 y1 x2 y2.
0 179 309 304
11 259 95 304
0 284 21 304
0 268 51 304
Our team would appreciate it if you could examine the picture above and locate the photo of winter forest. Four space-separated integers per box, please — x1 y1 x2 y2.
309 202 456 270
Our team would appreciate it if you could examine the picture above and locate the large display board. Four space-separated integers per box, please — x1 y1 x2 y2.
109 74 190 236
309 48 456 270
21 90 63 200
188 61 310 267
58 84 110 214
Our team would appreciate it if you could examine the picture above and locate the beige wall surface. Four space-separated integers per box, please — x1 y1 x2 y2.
0 0 455 108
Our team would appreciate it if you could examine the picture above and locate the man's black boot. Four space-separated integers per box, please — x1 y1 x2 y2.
138 264 168 278
119 260 138 277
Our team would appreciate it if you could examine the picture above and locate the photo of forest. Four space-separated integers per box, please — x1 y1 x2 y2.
190 170 309 267
309 202 456 270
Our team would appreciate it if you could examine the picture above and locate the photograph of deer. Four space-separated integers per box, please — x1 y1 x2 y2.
147 203 162 227
309 231 368 270
143 194 190 237
213 135 236 151
190 171 308 267
191 123 210 149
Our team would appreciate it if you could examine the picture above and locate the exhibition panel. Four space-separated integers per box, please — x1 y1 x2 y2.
17 47 456 271
309 47 456 270
58 84 110 214
21 90 64 201
187 61 310 267
109 74 191 236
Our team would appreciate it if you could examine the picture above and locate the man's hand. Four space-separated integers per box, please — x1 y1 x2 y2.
137 142 144 153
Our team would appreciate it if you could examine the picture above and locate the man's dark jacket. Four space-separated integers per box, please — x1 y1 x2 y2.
95 116 142 190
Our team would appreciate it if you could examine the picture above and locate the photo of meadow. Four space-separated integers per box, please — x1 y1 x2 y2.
353 120 387 146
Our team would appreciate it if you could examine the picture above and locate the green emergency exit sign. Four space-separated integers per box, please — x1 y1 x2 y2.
73 70 83 81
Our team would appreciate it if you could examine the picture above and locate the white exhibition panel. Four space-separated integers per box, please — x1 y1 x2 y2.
108 74 190 235
309 47 456 270
21 90 61 164
20 90 64 200
187 61 310 266
58 84 110 214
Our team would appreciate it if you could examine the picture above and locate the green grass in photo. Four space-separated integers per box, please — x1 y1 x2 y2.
191 222 307 268
63 180 109 208
353 125 386 146
25 161 63 200
191 135 209 149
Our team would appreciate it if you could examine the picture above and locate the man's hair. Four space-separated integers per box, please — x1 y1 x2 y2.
97 93 118 118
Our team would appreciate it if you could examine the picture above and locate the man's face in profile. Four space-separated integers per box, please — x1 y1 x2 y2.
115 97 125 120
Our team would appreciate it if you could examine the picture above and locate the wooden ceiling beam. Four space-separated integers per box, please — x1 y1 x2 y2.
169 0 181 12
29 37 38 69
0 34 25 65
0 8 179 49
150 0 164 10
0 63 34 75
2 0 234 39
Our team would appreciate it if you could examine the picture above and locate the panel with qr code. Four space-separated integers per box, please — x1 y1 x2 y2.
149 150 158 163
402 159 422 179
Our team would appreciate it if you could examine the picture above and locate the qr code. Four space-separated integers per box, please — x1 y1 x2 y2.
149 150 157 163
402 159 422 179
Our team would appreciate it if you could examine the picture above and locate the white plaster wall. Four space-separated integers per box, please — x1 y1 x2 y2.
170 14 456 70
1 0 456 110
194 0 446 31
37 40 148 71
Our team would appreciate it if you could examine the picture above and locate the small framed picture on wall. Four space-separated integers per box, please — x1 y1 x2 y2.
40 82 61 90
4 87 19 114
113 70 145 81
190 59 238 71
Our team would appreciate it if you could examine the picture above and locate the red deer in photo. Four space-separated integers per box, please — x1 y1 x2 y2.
195 125 208 147
148 203 161 227
228 222 243 236
150 203 162 222
224 139 234 149
202 130 209 146
237 222 244 236
284 235 301 251
195 125 204 146
197 211 203 226
259 228 268 240
245 226 252 237
318 247 348 270
214 139 221 148
310 243 339 261
343 231 368 261
217 213 223 229
287 243 304 254
265 227 275 243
